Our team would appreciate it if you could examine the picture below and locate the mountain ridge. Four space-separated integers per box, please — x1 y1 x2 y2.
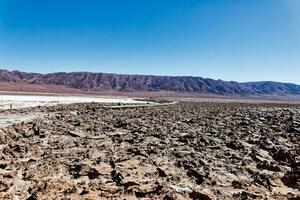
0 69 300 96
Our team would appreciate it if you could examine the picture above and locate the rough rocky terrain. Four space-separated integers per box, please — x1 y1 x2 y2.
1 69 300 95
0 101 299 199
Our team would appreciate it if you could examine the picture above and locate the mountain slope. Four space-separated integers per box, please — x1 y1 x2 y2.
244 81 300 95
0 69 299 96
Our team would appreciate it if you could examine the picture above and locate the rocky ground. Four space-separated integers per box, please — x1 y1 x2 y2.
0 102 299 199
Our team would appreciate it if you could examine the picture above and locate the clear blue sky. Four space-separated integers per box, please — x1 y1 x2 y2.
0 0 299 84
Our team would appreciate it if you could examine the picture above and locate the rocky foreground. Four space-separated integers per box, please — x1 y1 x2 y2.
0 102 299 199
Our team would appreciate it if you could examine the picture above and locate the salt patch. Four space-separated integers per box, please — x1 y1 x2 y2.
0 94 144 128
0 94 143 110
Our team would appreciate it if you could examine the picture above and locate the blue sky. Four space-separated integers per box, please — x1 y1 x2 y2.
0 0 299 84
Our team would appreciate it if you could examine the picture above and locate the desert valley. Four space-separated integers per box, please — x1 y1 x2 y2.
0 69 299 199
1 1 300 199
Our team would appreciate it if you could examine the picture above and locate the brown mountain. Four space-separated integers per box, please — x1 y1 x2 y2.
0 69 300 96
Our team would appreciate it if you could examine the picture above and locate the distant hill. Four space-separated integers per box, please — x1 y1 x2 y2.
243 82 300 95
0 69 300 96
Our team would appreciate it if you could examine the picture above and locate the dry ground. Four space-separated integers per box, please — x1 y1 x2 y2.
0 101 299 199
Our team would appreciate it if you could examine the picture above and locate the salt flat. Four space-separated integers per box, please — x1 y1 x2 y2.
0 94 144 128
0 94 143 110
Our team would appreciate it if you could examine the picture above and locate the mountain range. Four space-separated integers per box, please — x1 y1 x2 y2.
0 69 299 96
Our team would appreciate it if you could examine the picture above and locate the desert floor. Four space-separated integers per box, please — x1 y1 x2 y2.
0 98 299 199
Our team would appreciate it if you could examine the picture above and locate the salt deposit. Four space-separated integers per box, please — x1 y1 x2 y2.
0 94 143 110
0 113 38 128
0 94 144 128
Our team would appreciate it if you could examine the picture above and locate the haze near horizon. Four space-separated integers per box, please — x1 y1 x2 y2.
0 0 299 84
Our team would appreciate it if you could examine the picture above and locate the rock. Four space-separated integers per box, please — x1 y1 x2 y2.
120 180 140 189
189 189 215 200
232 180 245 189
111 169 123 185
186 169 205 184
232 191 261 199
157 167 167 177
272 149 295 164
252 173 272 191
134 184 163 198
68 164 101 179
0 181 9 192
171 185 192 193
281 168 300 190
256 161 281 172
226 140 244 150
